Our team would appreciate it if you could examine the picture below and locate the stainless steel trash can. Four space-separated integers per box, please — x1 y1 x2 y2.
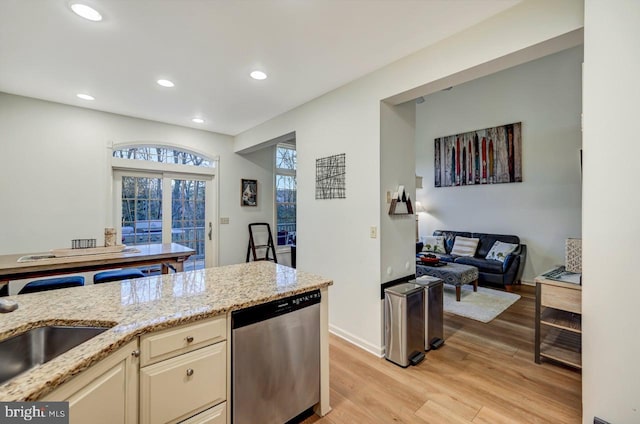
384 282 425 367
415 276 445 350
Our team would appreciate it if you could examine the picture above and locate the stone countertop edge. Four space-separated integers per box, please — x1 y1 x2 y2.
0 261 332 401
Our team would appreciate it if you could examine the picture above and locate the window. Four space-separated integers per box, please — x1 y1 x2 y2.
121 176 163 245
113 146 214 167
275 144 296 246
112 145 217 271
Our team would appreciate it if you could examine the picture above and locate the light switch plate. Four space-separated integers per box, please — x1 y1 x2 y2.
220 217 230 224
369 226 377 239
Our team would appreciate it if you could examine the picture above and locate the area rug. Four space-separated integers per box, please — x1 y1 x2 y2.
443 285 521 323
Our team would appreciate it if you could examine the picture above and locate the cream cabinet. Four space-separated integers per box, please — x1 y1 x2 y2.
43 340 139 424
41 315 227 424
139 315 226 366
139 315 227 424
179 403 227 424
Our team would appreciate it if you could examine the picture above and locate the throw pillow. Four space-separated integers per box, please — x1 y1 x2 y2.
485 240 519 262
422 236 446 254
450 236 479 257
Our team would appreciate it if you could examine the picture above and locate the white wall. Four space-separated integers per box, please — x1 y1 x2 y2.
583 1 640 423
235 0 584 353
0 92 273 267
230 145 275 264
415 46 583 282
380 101 417 282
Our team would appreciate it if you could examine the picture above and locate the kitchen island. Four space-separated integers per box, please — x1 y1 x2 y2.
0 261 332 423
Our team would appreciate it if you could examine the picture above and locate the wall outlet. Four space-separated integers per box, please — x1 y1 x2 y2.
220 217 230 224
369 226 377 239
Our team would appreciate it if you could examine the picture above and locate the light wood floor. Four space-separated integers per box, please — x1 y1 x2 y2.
304 285 582 424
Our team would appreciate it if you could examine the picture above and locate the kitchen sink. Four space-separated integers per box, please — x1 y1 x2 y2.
0 325 110 385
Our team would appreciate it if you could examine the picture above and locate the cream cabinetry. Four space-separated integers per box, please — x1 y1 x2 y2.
139 316 226 366
179 403 227 424
43 340 139 424
42 315 227 424
139 315 227 424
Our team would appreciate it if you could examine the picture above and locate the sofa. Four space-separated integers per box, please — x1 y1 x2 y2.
417 230 526 290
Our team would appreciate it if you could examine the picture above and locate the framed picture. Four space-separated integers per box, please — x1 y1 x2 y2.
434 122 522 187
241 179 257 206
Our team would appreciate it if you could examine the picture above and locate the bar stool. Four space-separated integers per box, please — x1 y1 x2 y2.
18 276 85 295
93 269 145 284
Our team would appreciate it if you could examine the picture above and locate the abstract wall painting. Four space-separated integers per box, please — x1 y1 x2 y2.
434 122 522 188
316 153 346 199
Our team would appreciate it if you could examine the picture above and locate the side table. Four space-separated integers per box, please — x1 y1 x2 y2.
534 276 582 368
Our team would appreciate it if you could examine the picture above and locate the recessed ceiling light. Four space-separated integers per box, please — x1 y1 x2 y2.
192 118 205 124
76 93 95 101
250 70 267 80
70 3 103 22
157 79 175 88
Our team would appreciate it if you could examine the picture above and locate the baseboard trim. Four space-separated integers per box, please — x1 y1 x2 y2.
329 324 384 358
521 279 535 286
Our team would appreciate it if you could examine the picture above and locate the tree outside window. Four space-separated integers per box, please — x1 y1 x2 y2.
275 144 296 246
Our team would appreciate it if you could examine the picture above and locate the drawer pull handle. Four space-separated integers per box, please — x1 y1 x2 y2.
186 336 194 343
131 350 140 358
186 368 194 377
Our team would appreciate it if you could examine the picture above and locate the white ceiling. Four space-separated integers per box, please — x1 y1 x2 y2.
0 0 520 136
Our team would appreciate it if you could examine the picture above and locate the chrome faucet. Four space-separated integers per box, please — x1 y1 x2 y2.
0 298 18 313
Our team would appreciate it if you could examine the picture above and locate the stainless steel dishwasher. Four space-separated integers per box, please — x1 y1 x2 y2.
232 289 321 424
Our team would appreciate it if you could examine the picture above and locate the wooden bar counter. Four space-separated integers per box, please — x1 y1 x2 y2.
0 243 195 287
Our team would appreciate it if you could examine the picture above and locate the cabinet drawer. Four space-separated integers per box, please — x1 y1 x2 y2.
540 284 581 314
140 342 226 424
140 315 226 366
179 402 226 424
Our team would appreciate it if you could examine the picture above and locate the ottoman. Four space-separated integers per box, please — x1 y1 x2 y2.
416 262 479 301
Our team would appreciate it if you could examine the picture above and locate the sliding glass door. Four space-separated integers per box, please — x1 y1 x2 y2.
115 171 215 271
170 178 207 271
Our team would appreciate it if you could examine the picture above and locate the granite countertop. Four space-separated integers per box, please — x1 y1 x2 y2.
0 261 332 401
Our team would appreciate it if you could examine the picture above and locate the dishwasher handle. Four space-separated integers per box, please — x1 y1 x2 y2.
232 289 321 329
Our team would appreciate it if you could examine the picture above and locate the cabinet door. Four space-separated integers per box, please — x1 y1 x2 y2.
43 340 139 424
140 342 226 424
66 361 127 424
